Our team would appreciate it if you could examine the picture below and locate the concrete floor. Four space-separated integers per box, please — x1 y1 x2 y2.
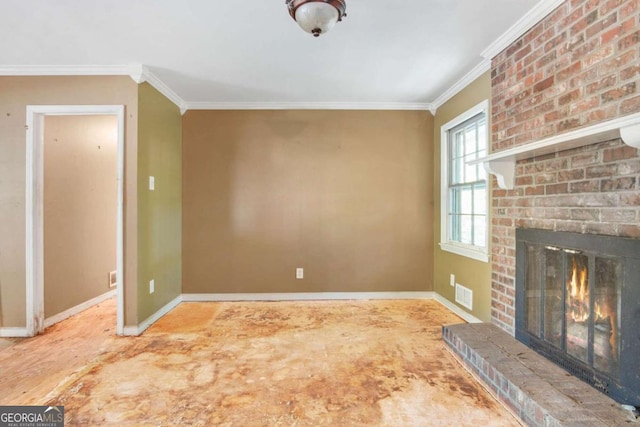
0 298 125 405
0 299 522 426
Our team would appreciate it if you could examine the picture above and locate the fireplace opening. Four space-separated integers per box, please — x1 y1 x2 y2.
516 229 640 407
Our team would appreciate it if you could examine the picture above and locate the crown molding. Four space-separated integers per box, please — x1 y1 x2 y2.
0 64 134 76
0 64 188 114
127 64 146 84
481 0 565 60
185 101 433 111
0 64 430 113
431 59 491 114
137 66 188 114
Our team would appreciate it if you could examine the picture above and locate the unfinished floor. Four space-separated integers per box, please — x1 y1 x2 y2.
0 299 521 426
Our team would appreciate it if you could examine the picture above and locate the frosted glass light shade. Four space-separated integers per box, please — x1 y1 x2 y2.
295 3 340 37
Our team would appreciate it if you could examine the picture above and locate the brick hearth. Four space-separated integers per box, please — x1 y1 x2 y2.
443 323 636 427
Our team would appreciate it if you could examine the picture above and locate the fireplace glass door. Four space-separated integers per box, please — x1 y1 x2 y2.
516 229 640 406
524 245 621 378
592 257 621 375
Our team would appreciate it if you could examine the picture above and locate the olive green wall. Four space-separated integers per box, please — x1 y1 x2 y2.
0 76 139 328
434 71 492 321
136 83 182 322
182 110 434 295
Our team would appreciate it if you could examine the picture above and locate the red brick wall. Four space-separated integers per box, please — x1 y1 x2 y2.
490 0 640 333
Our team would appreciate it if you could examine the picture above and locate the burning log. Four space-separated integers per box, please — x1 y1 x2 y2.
567 320 613 362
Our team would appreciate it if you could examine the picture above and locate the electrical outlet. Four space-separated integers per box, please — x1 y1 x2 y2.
149 279 155 294
149 176 155 191
296 268 304 279
450 274 455 287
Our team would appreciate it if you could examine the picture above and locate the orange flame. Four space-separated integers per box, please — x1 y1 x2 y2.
568 258 589 322
567 258 618 361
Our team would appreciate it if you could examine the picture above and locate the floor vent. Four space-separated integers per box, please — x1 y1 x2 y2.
109 270 117 288
455 283 473 310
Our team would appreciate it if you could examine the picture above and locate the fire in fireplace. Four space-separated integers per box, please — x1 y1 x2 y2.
515 229 640 407
566 252 620 376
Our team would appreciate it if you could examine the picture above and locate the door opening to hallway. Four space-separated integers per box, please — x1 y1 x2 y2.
42 115 118 329
26 105 125 337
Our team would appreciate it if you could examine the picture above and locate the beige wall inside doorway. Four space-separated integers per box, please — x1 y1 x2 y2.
43 115 118 318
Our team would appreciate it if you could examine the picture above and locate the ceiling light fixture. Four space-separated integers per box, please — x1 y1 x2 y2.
286 0 347 37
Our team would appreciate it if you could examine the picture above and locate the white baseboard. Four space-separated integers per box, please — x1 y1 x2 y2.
181 291 437 302
3 291 478 339
0 327 31 338
122 294 182 336
44 290 117 328
433 294 483 324
181 291 482 323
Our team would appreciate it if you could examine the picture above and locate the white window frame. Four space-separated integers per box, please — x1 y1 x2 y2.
440 100 489 263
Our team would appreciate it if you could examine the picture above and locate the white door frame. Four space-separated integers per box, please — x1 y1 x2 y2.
26 105 125 336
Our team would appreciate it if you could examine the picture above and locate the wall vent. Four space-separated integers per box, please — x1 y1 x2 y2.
455 283 473 310
109 270 117 288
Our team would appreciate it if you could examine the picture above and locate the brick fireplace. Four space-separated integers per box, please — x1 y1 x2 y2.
489 0 640 334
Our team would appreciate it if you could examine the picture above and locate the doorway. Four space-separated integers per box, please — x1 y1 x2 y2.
26 106 125 336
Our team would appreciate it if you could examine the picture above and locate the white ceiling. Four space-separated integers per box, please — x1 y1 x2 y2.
0 0 560 111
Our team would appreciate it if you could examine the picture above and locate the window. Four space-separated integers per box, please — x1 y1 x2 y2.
440 100 489 262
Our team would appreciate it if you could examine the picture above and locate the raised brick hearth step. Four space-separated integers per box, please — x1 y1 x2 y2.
443 323 637 426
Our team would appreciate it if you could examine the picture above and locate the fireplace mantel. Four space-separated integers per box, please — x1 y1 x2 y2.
472 112 640 189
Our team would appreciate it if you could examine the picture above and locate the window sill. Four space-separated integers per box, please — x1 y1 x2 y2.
439 242 489 263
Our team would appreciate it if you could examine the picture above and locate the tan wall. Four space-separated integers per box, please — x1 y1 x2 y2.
182 110 434 294
136 83 182 322
434 71 492 321
44 115 117 317
0 76 138 328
